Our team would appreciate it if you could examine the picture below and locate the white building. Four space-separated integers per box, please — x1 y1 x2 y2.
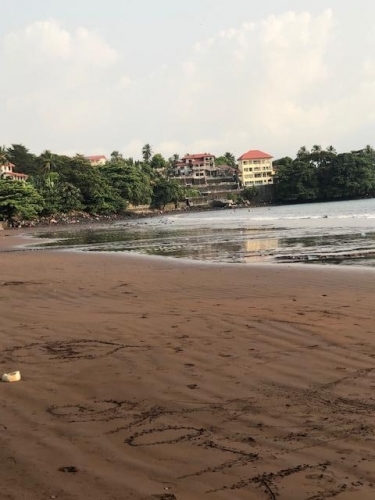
175 153 215 181
0 162 28 181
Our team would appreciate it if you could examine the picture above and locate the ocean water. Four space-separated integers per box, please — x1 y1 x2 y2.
33 198 375 267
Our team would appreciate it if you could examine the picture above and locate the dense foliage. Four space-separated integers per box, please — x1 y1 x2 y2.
0 144 194 222
0 180 42 223
2 142 375 223
274 146 375 203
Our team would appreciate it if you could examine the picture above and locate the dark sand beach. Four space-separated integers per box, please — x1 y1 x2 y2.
1 229 375 499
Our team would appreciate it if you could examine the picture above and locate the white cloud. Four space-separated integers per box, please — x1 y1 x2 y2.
74 27 118 67
3 20 118 66
173 9 336 155
1 9 375 159
118 75 132 89
0 20 120 151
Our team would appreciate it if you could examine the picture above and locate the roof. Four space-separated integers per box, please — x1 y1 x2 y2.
183 153 215 159
237 150 273 161
85 155 107 161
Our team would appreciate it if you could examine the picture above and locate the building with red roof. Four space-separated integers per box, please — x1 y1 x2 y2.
175 153 215 182
0 162 28 182
237 150 274 187
85 155 107 166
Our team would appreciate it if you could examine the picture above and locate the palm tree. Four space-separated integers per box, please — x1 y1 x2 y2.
110 150 123 162
224 152 236 168
142 144 153 164
311 145 322 154
296 146 309 159
170 153 180 165
0 146 10 179
0 145 8 166
326 145 337 155
364 144 375 155
39 150 55 176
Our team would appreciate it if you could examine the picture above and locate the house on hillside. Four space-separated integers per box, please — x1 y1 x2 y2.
0 162 28 181
237 150 274 187
174 153 215 181
85 155 107 167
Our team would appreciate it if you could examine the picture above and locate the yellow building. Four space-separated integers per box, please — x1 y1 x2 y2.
237 150 274 187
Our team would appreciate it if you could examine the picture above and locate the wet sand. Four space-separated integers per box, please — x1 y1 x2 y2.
1 230 375 499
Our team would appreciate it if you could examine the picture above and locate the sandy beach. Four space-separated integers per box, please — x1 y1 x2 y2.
1 230 375 499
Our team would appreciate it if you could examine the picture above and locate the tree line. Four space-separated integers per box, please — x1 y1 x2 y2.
0 144 237 224
274 145 375 203
1 142 375 224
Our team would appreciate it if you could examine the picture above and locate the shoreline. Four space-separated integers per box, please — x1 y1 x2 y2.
1 232 375 498
3 227 375 275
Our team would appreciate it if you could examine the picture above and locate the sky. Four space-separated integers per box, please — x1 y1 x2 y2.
1 0 375 160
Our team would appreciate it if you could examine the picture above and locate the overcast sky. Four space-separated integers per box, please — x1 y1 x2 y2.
1 0 374 160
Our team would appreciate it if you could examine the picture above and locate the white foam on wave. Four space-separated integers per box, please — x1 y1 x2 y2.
336 213 375 219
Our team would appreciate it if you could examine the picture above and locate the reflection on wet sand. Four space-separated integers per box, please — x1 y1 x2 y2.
242 238 279 262
26 211 375 267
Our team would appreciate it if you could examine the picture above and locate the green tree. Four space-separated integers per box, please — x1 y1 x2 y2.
110 151 123 162
0 146 9 170
296 146 309 159
168 153 180 166
326 145 337 155
142 143 153 164
151 178 184 209
166 154 180 177
53 155 124 214
318 153 375 200
224 152 236 168
215 152 236 167
364 144 375 156
150 153 167 171
273 156 293 167
38 150 56 177
241 186 258 201
32 172 83 215
274 161 319 202
311 145 322 154
100 164 152 206
0 179 42 223
7 144 38 176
